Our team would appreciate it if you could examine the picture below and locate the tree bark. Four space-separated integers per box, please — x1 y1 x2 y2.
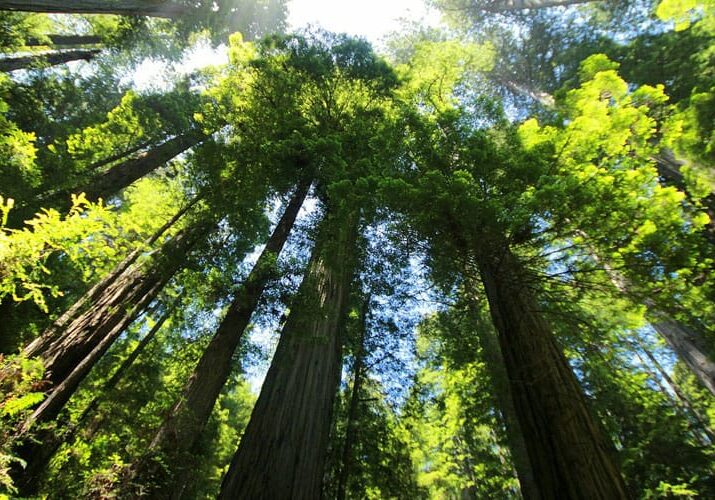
462 283 542 500
652 149 715 244
13 304 175 495
25 34 103 46
23 197 199 360
75 130 207 203
634 338 715 444
336 295 370 500
0 0 188 18
22 224 206 431
476 246 629 499
219 208 360 500
0 48 100 72
650 318 715 397
140 181 310 493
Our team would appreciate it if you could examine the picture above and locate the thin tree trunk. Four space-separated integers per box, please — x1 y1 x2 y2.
22 224 206 430
633 339 715 444
476 246 629 499
75 130 207 202
84 139 155 173
25 34 103 46
0 0 188 18
650 318 715 397
336 295 370 500
462 283 541 500
13 304 175 495
219 208 360 499
0 48 100 72
24 197 199 359
139 181 310 494
652 149 715 244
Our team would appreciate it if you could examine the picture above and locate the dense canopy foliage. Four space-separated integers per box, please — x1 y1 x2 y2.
0 0 714 498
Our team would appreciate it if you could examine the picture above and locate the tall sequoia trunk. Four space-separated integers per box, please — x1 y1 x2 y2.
22 223 207 430
476 246 629 499
336 295 369 500
649 317 715 397
634 338 715 444
0 0 188 18
14 305 175 495
24 197 198 360
652 150 715 244
219 208 360 500
25 34 103 47
73 130 207 203
140 181 310 493
592 247 715 398
0 48 100 72
462 283 541 500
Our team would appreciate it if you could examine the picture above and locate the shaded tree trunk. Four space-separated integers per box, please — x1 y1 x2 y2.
219 208 360 499
0 0 188 18
24 197 199 359
25 34 103 46
84 139 155 173
650 317 715 397
139 180 310 494
652 149 715 244
73 130 207 203
14 305 175 495
0 48 100 72
462 283 541 500
336 295 370 500
22 223 207 430
476 246 629 499
633 338 715 444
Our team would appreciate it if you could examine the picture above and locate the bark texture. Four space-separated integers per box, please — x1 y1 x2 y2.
0 0 188 17
651 318 715 397
24 197 198 360
75 130 206 202
477 247 629 499
463 284 541 500
143 181 310 492
219 209 359 500
14 306 174 495
24 224 205 429
0 48 100 72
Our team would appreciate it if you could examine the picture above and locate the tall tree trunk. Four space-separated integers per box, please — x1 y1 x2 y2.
0 48 100 72
25 34 103 46
0 0 188 18
22 223 207 430
74 130 207 203
649 317 715 397
462 283 541 500
475 0 598 13
336 295 370 500
83 139 155 173
139 181 310 494
633 338 715 444
219 208 360 500
24 197 198 359
476 246 629 499
14 304 175 495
